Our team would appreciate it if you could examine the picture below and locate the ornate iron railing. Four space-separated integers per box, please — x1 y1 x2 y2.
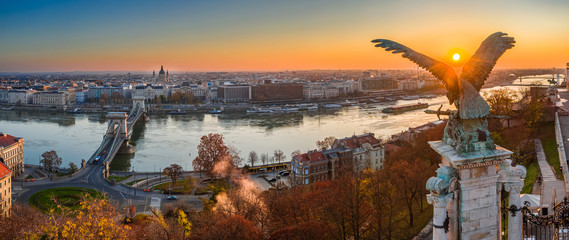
522 198 569 239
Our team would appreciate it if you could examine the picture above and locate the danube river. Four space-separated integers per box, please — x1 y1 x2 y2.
1 74 557 172
1 96 453 172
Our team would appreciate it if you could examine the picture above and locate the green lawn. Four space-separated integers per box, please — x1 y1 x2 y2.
522 158 540 194
108 175 132 183
538 123 563 180
154 177 197 194
55 171 74 177
29 187 105 214
126 178 145 186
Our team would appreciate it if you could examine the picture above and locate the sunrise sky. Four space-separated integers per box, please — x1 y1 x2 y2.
1 0 568 72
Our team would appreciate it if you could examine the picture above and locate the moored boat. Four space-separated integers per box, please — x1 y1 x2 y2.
67 108 81 113
381 102 428 113
323 104 341 109
168 109 187 115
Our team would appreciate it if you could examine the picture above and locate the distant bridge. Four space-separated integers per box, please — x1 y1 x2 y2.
88 96 146 173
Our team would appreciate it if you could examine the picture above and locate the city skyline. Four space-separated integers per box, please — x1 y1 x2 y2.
1 0 568 72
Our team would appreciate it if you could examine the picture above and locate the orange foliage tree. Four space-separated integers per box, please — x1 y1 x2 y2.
191 215 262 240
192 133 230 178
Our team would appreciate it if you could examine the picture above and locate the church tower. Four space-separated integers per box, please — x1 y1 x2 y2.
158 65 166 84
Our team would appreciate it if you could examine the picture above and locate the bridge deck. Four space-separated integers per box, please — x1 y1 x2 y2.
89 105 144 166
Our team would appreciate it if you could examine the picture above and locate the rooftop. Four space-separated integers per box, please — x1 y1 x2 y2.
336 133 381 149
294 151 327 163
0 162 11 180
0 132 22 148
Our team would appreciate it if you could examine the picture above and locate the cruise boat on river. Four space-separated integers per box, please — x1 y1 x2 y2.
381 102 429 113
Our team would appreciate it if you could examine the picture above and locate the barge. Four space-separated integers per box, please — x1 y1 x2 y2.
381 102 429 113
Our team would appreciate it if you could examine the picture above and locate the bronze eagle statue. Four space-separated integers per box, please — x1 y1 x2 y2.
371 32 515 119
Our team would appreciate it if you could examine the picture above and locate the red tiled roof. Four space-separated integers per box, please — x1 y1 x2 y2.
0 133 20 147
295 154 310 162
338 133 380 149
0 162 11 179
295 151 326 163
308 151 326 163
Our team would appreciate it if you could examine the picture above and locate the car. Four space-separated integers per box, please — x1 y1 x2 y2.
278 170 290 176
167 195 178 201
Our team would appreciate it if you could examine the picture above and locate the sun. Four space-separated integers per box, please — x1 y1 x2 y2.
452 53 460 61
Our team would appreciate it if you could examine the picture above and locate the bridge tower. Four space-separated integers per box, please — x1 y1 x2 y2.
106 112 128 139
132 96 146 112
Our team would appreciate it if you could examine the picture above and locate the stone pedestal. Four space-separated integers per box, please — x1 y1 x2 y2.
429 141 513 240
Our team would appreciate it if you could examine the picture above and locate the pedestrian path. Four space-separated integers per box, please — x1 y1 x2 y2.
535 139 566 208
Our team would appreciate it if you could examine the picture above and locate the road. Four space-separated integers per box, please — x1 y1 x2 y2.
14 162 151 207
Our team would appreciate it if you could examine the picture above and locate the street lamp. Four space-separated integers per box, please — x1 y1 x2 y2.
132 166 136 196
187 153 191 173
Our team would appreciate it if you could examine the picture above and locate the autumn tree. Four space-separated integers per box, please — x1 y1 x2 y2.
363 170 399 239
40 150 62 179
163 164 184 184
518 87 545 131
192 133 230 178
99 93 107 105
316 136 337 150
260 153 269 166
270 222 332 240
291 150 301 159
0 204 47 239
385 152 433 228
69 162 78 173
183 91 197 104
273 149 285 164
228 145 243 167
248 151 258 167
38 198 130 239
170 91 184 104
263 187 314 232
317 176 372 240
484 88 517 128
484 88 517 116
191 215 262 240
215 181 267 230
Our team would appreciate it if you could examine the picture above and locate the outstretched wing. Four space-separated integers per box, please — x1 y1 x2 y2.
371 39 459 104
461 32 515 91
